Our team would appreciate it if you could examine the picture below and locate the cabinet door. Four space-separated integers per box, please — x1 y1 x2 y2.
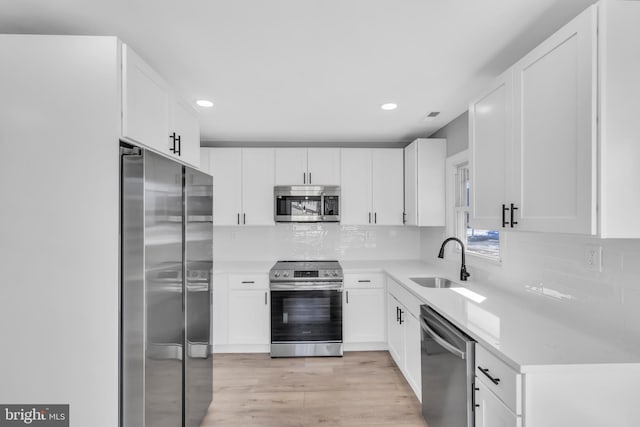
469 70 512 230
403 310 422 401
404 142 418 226
387 295 404 367
372 149 404 225
242 148 275 226
307 148 340 185
207 148 242 226
475 379 521 427
275 148 307 185
122 45 170 155
341 149 372 225
169 97 200 167
228 290 270 345
344 288 385 344
512 6 596 234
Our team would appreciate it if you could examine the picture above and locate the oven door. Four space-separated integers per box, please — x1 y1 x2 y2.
270 289 343 343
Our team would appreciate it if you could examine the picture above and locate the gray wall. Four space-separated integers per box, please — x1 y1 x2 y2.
430 111 469 157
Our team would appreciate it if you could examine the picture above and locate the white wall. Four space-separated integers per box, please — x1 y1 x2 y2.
0 35 120 426
214 224 420 261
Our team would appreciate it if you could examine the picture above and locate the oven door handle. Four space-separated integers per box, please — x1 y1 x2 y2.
270 282 343 291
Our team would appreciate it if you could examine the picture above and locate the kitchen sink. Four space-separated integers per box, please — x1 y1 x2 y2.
410 277 459 288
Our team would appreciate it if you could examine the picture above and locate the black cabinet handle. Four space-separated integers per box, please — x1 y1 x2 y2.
237 213 240 225
510 203 518 228
169 132 181 156
309 172 312 184
403 212 406 224
303 173 306 184
368 212 371 224
357 280 371 283
374 212 377 224
396 306 400 322
241 281 255 284
478 366 501 385
243 213 246 225
399 309 404 325
176 134 181 156
502 204 509 228
346 290 349 304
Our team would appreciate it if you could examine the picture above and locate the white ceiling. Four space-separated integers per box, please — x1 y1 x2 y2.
1 0 596 145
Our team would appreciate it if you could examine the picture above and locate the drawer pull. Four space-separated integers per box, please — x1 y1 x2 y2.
357 280 371 283
241 281 255 284
478 366 501 385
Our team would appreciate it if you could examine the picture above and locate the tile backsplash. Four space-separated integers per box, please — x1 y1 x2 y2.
422 228 640 349
213 224 421 262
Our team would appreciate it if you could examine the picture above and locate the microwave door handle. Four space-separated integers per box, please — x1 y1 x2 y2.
320 193 325 218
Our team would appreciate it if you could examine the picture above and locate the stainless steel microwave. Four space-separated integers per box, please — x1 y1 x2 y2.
274 185 340 223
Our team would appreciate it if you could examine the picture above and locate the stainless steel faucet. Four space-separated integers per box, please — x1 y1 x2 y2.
437 237 470 281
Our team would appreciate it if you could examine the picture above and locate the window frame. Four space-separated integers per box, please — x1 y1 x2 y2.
445 149 502 264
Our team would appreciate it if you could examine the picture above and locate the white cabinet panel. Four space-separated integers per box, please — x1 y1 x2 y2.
403 310 421 400
122 44 170 155
275 148 307 185
344 288 385 344
228 289 270 345
372 149 404 226
387 295 403 367
208 148 242 226
307 148 340 185
404 139 446 227
341 148 373 225
169 98 200 167
242 148 275 226
512 6 596 234
469 71 512 230
475 379 521 427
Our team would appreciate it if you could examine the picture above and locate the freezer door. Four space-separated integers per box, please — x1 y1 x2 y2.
144 151 184 427
184 167 213 427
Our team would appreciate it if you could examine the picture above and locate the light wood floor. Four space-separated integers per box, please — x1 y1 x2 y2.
201 351 428 427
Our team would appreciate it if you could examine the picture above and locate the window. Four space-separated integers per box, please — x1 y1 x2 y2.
447 151 500 260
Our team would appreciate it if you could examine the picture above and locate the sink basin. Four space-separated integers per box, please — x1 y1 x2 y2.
410 277 459 288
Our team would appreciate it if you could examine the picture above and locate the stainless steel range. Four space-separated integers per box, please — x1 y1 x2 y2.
269 260 343 357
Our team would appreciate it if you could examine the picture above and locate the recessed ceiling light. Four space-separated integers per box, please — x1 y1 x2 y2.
196 99 214 108
380 103 397 111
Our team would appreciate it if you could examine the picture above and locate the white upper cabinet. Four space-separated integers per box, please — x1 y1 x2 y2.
512 6 596 234
204 147 275 226
372 149 404 226
341 148 373 225
341 148 403 226
470 0 640 237
242 148 276 226
275 148 340 185
206 148 243 226
274 148 307 185
469 70 513 230
122 44 170 154
121 44 200 167
404 138 446 227
307 148 341 185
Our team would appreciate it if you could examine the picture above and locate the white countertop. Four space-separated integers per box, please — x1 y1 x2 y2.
214 259 640 372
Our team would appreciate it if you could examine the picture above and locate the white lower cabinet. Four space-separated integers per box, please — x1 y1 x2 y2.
228 289 270 345
214 273 270 352
343 273 386 349
387 277 422 400
475 379 521 427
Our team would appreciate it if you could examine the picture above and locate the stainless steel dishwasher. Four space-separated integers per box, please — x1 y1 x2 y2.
420 304 475 427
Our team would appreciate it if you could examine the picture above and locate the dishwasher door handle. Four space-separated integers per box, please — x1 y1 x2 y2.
421 317 465 360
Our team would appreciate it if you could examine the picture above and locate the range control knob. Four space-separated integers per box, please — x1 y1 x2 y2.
274 272 280 278
283 272 290 278
333 271 339 277
324 271 329 277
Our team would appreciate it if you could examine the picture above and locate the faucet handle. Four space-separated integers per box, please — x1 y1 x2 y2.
460 266 470 281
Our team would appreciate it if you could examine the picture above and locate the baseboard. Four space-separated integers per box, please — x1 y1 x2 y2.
343 342 388 352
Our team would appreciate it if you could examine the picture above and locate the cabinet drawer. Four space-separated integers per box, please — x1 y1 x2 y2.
386 277 421 316
476 345 522 415
344 273 384 289
229 274 269 290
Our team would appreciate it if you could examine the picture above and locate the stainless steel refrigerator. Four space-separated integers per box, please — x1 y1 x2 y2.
120 144 213 427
